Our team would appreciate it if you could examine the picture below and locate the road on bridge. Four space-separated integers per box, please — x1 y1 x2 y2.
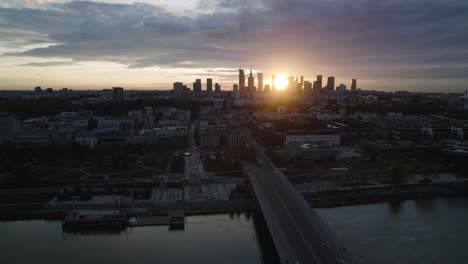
243 138 358 264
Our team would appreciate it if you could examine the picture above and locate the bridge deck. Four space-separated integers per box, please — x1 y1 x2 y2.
243 141 358 264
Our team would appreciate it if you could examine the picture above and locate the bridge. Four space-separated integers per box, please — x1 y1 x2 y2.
243 139 358 264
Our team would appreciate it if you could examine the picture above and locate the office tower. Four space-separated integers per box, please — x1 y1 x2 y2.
207 78 213 92
215 83 221 93
112 87 125 104
257 72 264 92
300 76 304 87
264 84 271 93
351 79 357 91
233 84 239 92
239 69 245 93
316 75 322 90
304 81 312 96
247 68 255 93
272 75 276 91
327 77 335 91
194 79 202 93
287 76 294 92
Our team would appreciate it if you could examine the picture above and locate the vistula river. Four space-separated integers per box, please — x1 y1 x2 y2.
1 197 468 264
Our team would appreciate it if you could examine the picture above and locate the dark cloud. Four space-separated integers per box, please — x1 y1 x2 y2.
1 0 468 89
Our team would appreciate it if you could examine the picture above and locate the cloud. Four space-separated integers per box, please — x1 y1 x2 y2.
1 0 468 88
16 61 75 66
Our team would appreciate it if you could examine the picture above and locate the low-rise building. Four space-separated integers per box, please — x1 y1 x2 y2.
285 134 341 146
283 141 339 160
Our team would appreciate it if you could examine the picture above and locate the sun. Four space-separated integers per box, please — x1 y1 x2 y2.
274 74 288 90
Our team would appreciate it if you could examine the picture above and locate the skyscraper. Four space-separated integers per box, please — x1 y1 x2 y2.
194 79 202 93
313 81 319 93
257 72 263 92
112 87 125 104
248 68 255 93
316 75 322 90
351 79 357 91
287 76 294 92
207 78 213 92
215 83 221 93
264 84 271 93
233 84 239 92
327 77 335 91
304 81 312 96
272 75 276 92
239 69 245 94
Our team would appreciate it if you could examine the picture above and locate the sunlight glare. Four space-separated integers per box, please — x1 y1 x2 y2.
274 74 288 90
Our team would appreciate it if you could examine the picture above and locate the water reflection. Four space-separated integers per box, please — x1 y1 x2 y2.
1 213 271 264
317 197 468 264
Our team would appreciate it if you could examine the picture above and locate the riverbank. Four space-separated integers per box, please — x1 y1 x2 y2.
304 181 468 208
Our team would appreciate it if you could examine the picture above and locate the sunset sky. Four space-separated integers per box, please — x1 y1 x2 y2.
1 0 468 92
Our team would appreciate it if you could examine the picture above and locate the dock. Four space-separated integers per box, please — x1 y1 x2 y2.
128 210 185 229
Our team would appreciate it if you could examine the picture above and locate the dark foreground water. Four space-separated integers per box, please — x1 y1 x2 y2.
1 198 468 264
316 197 468 264
0 213 267 264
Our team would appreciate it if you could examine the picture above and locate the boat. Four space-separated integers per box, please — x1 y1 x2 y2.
62 210 127 230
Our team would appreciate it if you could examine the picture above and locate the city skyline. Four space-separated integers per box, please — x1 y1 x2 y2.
1 0 468 92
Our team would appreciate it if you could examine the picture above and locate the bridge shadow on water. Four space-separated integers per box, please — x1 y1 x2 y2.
251 211 281 264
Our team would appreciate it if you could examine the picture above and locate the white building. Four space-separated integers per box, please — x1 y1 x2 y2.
75 132 98 149
285 134 341 146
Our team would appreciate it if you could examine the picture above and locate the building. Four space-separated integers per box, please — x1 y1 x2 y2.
287 76 294 92
34 86 42 93
215 83 221 93
336 84 346 93
207 78 213 92
284 141 339 161
285 134 341 146
144 107 154 128
233 84 239 92
316 75 322 90
239 69 245 93
272 75 276 92
199 122 242 148
173 82 190 96
257 72 264 92
75 132 98 149
247 68 255 94
304 81 312 96
193 79 202 93
0 115 20 144
351 79 357 91
112 87 125 104
326 77 335 91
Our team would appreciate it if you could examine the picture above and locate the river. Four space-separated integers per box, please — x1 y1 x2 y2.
1 197 467 264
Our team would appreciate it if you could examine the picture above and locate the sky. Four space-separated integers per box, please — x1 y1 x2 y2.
1 0 468 92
